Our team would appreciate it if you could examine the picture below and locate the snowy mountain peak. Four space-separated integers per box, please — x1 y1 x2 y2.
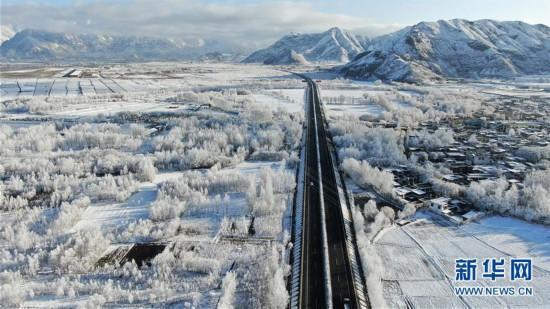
342 19 550 82
243 27 369 65
1 24 17 45
324 27 348 36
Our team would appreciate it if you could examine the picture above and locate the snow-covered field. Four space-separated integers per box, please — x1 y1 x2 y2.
70 171 182 233
0 78 134 101
373 211 550 308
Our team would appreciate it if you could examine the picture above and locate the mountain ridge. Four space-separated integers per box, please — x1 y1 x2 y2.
0 28 244 61
342 19 550 82
242 27 369 64
2 19 549 82
0 24 17 45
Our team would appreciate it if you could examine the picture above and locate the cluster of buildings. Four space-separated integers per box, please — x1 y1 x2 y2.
357 96 549 223
388 164 481 223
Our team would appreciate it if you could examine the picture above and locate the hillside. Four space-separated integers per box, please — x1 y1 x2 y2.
243 27 368 65
342 19 550 82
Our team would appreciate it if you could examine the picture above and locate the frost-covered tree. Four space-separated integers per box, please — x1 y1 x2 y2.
522 169 550 222
49 228 109 274
352 203 390 308
363 200 378 222
407 128 455 149
342 158 394 195
260 246 289 308
85 174 139 202
150 195 186 221
465 177 520 216
136 156 156 182
398 203 417 219
218 271 237 309
48 196 91 236
333 125 405 166
431 178 463 198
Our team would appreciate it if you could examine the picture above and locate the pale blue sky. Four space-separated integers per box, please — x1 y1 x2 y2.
3 0 547 24
2 0 548 47
323 0 547 24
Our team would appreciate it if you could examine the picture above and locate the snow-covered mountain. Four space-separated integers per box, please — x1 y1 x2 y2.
243 27 369 64
1 24 17 45
342 19 550 82
0 29 242 61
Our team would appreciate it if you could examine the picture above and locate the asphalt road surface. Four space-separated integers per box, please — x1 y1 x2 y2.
299 77 361 308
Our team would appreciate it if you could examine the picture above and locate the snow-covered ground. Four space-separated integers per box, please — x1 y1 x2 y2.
71 172 182 233
0 63 303 308
2 61 548 308
373 211 550 308
325 103 385 118
251 92 303 114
